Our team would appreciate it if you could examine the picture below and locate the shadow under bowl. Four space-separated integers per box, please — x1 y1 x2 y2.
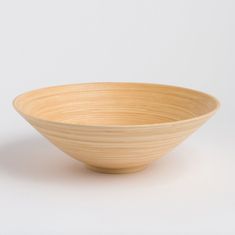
13 82 219 174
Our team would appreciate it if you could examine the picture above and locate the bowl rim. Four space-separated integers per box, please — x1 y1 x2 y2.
13 82 220 129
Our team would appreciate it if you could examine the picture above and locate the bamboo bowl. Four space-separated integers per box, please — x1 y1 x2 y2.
13 83 219 174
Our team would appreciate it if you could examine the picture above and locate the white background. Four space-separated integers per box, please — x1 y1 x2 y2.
0 0 234 234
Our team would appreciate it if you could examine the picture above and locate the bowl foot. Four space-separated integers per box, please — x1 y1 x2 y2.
86 164 148 174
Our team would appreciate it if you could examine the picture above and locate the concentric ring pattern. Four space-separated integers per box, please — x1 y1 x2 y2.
13 83 219 173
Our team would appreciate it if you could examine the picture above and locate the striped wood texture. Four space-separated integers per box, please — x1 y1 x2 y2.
13 83 219 173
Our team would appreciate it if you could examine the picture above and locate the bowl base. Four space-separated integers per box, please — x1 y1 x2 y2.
86 164 148 174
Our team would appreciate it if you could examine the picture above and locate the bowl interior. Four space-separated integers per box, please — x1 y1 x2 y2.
14 83 218 126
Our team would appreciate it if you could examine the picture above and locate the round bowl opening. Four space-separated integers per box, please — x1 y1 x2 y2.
13 83 219 126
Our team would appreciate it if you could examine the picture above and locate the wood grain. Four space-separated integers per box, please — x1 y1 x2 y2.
13 83 219 173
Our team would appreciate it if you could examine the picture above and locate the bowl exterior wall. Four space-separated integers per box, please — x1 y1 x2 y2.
22 114 212 170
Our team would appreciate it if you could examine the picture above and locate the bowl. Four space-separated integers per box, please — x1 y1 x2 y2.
13 82 219 174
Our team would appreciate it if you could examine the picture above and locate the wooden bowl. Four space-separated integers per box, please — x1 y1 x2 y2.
13 83 219 174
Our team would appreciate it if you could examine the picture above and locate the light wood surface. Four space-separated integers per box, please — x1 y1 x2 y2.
13 83 219 173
